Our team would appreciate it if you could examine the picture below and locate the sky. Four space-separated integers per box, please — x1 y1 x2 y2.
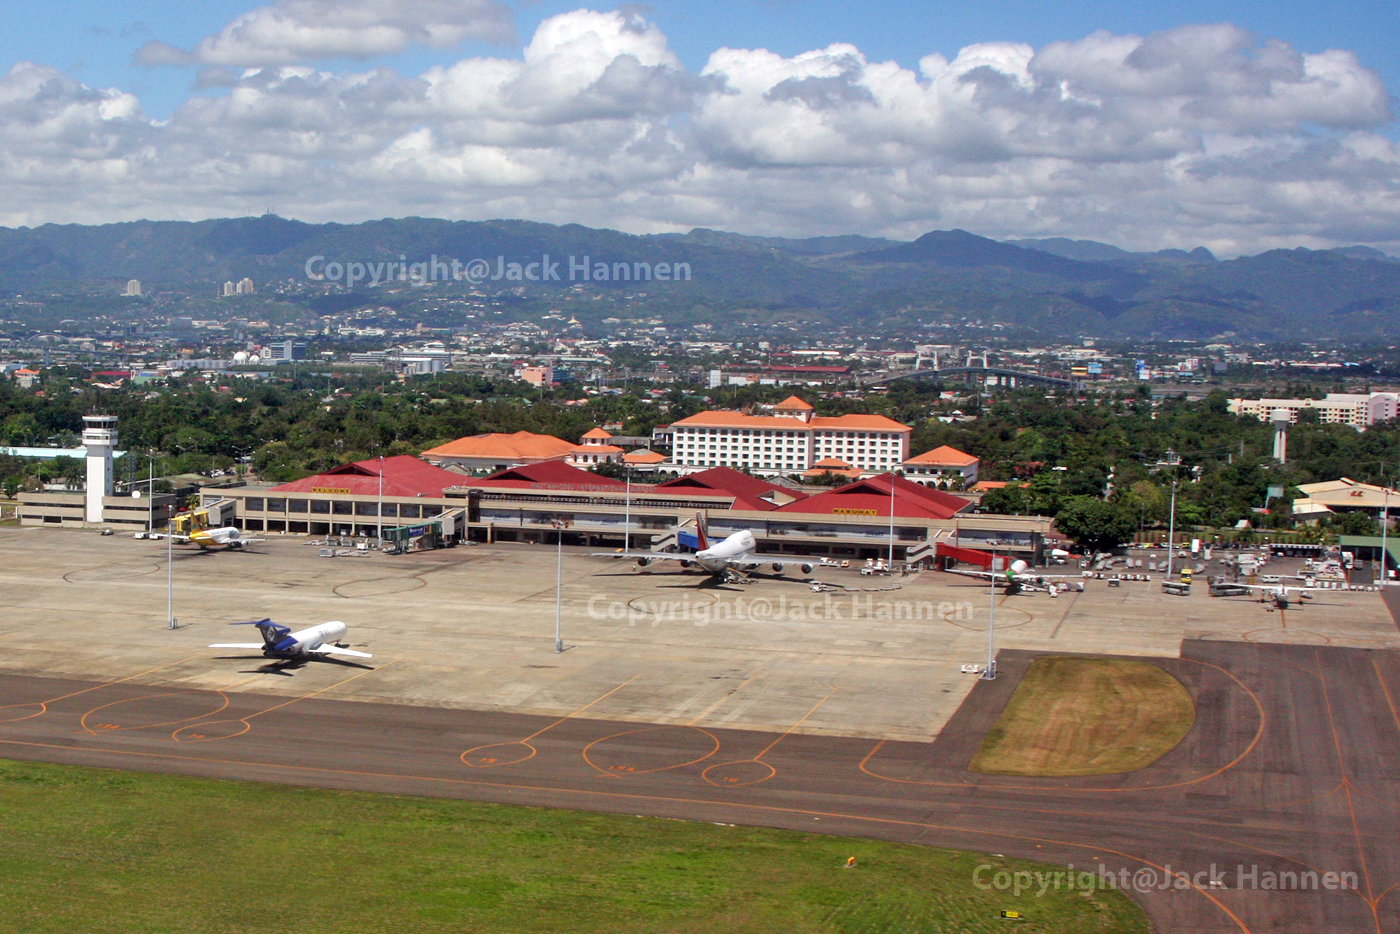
1 0 1397 255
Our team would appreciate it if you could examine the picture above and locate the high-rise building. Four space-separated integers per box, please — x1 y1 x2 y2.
123 279 142 296
235 277 255 295
222 281 235 297
669 396 912 475
263 339 307 363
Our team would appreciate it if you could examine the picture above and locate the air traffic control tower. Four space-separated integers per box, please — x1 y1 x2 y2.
82 415 118 523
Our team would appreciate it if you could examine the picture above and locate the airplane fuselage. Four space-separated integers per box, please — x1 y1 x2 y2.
694 530 756 574
192 527 247 549
266 621 348 657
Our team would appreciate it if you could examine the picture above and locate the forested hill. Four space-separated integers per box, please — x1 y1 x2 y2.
1 215 1397 340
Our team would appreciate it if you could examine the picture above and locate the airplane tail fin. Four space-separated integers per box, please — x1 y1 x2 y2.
695 512 709 551
231 618 290 647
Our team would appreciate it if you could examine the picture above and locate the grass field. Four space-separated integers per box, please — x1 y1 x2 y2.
0 757 1148 934
971 656 1196 777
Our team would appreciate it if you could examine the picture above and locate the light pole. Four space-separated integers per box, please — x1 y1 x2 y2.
981 554 1001 680
1381 476 1391 590
553 520 565 653
166 500 176 629
1166 479 1178 579
623 462 630 554
377 454 384 547
887 473 896 571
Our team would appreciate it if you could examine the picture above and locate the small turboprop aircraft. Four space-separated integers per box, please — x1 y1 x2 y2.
946 558 1086 596
593 514 822 584
210 618 372 663
159 526 265 550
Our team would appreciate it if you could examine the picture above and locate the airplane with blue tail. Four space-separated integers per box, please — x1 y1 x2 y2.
210 618 372 663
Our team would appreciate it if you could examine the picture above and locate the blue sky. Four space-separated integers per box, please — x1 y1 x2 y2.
0 0 1396 252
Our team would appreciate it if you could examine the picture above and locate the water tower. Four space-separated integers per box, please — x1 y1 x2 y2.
82 415 118 523
1270 409 1291 464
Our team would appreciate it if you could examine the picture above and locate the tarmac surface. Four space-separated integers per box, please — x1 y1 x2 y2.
4 640 1400 933
4 529 1400 932
0 529 1395 742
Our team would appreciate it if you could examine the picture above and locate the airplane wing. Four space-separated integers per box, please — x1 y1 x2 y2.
747 553 826 563
149 533 192 542
308 645 373 658
589 550 695 562
945 568 999 580
209 642 267 649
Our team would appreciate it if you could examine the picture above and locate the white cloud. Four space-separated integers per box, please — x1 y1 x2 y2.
134 0 514 67
1 12 1396 255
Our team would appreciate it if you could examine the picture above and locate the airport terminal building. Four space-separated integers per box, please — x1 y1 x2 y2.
201 457 1054 562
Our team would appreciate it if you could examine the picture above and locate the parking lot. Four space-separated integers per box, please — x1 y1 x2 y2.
1 527 1395 742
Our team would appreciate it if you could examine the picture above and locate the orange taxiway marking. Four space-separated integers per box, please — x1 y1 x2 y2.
172 660 399 744
0 654 210 724
701 688 837 787
461 675 640 769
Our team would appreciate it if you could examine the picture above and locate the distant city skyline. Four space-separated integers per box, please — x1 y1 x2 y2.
0 1 1396 255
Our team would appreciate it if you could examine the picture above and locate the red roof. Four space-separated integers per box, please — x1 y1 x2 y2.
778 472 971 520
269 455 465 498
467 460 626 491
655 467 806 511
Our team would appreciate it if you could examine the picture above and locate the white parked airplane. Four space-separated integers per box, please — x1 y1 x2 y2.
946 558 1086 596
1235 582 1314 609
593 514 822 584
210 618 372 661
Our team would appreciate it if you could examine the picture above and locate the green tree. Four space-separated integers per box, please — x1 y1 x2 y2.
1336 511 1377 536
1055 496 1137 552
981 484 1030 515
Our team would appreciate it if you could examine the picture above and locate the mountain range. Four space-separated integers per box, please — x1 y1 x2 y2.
1 215 1397 340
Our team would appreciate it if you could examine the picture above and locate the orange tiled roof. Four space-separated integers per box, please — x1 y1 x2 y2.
811 457 852 469
774 395 814 410
905 445 979 466
623 450 668 464
422 431 578 459
581 427 613 439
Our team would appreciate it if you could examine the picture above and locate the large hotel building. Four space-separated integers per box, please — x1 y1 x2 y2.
668 396 911 475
